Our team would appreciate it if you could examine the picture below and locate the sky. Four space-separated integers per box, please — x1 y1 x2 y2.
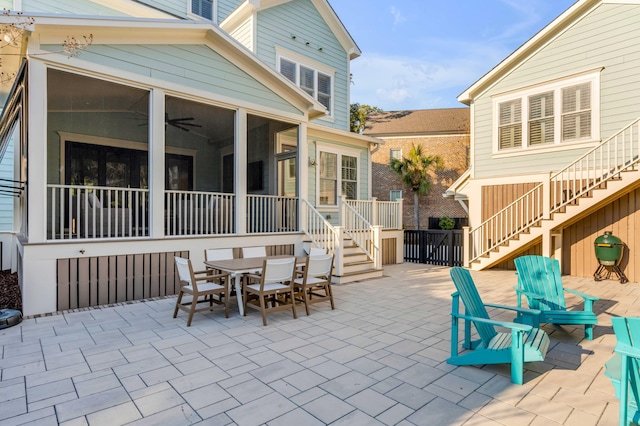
329 0 578 111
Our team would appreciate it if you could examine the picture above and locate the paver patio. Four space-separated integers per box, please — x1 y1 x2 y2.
0 263 636 425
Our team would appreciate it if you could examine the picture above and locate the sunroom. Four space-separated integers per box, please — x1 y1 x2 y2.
45 68 300 240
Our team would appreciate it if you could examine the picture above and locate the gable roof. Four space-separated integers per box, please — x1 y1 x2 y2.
364 108 470 137
458 0 599 104
222 0 361 59
24 14 327 119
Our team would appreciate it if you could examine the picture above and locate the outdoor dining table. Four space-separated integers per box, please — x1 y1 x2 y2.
203 255 305 315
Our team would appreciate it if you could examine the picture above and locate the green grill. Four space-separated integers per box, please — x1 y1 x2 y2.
593 231 628 283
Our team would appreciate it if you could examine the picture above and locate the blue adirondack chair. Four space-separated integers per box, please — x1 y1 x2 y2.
604 317 640 426
514 255 599 340
448 267 550 385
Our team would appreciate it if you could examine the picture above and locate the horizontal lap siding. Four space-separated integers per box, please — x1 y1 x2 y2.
138 0 186 17
41 44 302 116
218 0 243 23
563 188 640 282
230 16 254 51
474 4 640 179
256 0 350 131
22 0 128 14
57 250 187 311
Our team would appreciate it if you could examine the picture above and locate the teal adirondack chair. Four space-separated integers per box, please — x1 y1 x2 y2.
448 267 550 385
514 255 599 340
604 317 640 426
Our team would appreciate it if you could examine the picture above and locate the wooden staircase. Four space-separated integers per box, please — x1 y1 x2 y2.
469 117 640 270
300 199 383 283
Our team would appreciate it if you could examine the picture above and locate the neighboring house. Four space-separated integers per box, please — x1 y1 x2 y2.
365 108 470 229
0 0 403 316
447 0 640 281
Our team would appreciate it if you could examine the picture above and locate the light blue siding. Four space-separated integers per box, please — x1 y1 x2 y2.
138 0 186 18
0 138 13 231
41 44 303 116
474 4 640 179
255 0 350 131
21 0 129 15
218 0 243 23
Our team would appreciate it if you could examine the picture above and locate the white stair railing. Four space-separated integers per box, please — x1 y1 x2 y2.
300 199 338 254
469 116 640 263
340 196 382 269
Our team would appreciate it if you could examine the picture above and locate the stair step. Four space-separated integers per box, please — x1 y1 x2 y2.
332 268 383 284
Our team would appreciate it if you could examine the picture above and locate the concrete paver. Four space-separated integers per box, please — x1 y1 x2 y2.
0 263 633 425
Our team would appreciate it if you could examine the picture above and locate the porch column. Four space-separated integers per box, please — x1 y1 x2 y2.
236 109 247 235
27 59 47 243
150 89 165 238
298 123 308 200
298 124 308 231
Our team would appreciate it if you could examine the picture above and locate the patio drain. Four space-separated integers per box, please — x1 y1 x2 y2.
0 309 22 329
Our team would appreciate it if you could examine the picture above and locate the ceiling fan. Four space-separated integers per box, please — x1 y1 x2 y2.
163 113 202 132
135 113 202 132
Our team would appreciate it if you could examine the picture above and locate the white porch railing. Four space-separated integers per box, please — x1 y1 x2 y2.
469 117 640 263
48 185 149 240
345 197 403 230
165 190 235 236
246 194 298 234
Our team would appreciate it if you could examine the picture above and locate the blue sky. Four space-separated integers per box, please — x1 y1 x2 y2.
329 0 577 111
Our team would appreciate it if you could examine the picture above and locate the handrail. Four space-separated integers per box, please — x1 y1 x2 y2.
300 198 338 254
549 117 640 212
469 116 640 264
342 198 374 259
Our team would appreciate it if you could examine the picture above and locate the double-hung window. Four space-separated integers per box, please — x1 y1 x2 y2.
278 52 334 114
317 145 360 206
494 71 599 153
191 0 213 20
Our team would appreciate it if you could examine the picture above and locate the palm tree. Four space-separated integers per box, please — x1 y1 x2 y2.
390 143 443 229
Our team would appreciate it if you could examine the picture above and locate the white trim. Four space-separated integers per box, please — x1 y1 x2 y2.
492 70 601 155
374 133 469 140
458 0 599 103
89 0 174 18
315 141 361 207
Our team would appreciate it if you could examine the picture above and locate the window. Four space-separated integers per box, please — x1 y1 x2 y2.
390 148 402 160
191 0 213 20
390 190 402 202
494 71 599 153
529 91 554 146
318 148 359 206
278 56 334 113
562 83 591 141
319 152 337 205
499 99 522 149
341 155 357 199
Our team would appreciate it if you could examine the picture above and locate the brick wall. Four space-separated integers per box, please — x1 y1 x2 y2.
372 135 469 229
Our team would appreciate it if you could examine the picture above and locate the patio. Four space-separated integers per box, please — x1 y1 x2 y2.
0 263 634 425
